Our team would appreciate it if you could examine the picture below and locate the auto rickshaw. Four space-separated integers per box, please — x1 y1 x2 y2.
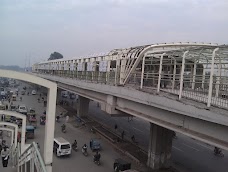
10 104 17 111
90 138 101 151
27 108 36 117
26 125 35 139
40 115 46 125
113 159 131 172
29 114 37 128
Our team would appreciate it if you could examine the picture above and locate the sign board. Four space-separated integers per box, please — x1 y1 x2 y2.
87 62 94 71
99 61 108 72
70 64 74 71
77 63 84 71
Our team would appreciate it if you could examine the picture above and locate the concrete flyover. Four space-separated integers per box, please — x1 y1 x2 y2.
35 73 228 148
0 69 57 172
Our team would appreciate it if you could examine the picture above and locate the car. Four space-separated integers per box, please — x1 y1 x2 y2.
31 90 36 95
17 105 27 115
53 137 71 157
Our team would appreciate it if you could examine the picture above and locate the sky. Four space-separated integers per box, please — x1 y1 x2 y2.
0 0 228 67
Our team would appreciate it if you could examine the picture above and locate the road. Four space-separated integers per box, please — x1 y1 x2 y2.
5 83 142 172
66 97 228 172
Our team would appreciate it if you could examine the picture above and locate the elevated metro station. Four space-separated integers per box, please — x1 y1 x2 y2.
1 42 228 172
32 42 228 170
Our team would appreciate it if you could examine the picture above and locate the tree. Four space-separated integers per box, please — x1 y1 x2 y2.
48 52 63 61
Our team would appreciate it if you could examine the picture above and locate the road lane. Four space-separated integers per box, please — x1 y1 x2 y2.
13 83 143 172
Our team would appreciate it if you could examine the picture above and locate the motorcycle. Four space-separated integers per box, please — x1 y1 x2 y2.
61 125 66 133
93 156 100 166
72 144 77 151
214 148 224 157
62 128 66 133
56 116 60 123
214 151 224 157
82 148 88 156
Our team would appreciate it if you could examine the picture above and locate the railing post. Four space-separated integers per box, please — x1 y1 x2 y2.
157 53 166 93
192 61 197 89
207 48 219 107
30 147 34 172
140 55 146 89
115 60 120 85
202 68 205 89
172 60 176 91
179 51 189 100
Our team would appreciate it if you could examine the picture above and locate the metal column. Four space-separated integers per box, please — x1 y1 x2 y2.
207 48 219 107
179 51 189 100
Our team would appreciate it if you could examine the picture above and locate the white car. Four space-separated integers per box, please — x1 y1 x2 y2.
32 90 36 95
18 105 27 115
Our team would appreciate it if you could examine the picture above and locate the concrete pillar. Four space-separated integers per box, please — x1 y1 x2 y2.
101 95 120 115
147 123 173 170
77 96 90 117
44 87 57 172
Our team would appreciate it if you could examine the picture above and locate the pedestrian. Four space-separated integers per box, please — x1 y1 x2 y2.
65 115 69 123
1 146 9 167
5 104 8 110
1 114 5 122
40 93 42 98
131 135 135 142
38 98 40 103
37 143 40 150
121 131 125 140
114 124 118 131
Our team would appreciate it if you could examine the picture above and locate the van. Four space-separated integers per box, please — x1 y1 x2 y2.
53 137 71 157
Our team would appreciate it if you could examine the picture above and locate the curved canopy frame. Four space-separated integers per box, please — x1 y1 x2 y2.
123 42 219 84
0 69 57 172
0 111 25 149
0 127 15 147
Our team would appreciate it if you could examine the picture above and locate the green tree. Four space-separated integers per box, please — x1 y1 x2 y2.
48 52 63 60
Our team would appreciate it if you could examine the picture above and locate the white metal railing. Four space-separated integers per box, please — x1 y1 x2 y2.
17 142 47 172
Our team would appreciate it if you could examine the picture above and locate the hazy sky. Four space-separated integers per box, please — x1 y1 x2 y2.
0 0 228 67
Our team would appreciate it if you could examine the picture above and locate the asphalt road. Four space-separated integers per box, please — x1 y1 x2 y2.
4 83 142 172
82 101 228 172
